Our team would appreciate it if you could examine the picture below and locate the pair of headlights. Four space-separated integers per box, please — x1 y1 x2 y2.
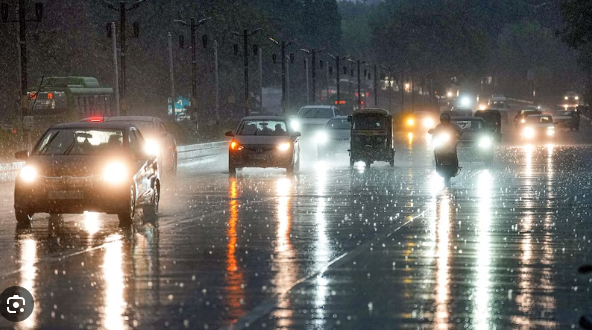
522 127 554 139
19 162 129 184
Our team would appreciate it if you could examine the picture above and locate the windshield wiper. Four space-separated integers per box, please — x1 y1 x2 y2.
38 132 60 155
63 138 77 155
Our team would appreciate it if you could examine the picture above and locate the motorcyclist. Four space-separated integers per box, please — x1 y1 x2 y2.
432 113 462 166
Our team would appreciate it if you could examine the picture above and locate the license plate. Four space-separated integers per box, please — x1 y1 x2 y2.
48 191 84 199
251 154 267 160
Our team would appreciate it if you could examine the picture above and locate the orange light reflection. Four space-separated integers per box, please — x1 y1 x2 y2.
225 177 245 320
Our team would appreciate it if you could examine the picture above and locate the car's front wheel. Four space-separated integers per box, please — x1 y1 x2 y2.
118 185 136 226
15 207 33 226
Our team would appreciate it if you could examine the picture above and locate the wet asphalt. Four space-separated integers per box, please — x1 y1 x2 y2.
1 121 592 329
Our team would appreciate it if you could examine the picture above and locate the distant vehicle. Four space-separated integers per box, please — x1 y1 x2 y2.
554 109 580 131
521 114 555 141
474 109 502 141
563 91 581 107
488 95 510 122
27 76 115 131
290 105 340 133
348 108 395 167
226 116 301 174
82 116 178 177
13 122 160 226
403 110 438 131
451 117 494 160
514 108 542 131
316 116 350 158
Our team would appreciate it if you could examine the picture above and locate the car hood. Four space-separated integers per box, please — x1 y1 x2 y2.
26 155 130 177
233 135 292 146
460 131 490 142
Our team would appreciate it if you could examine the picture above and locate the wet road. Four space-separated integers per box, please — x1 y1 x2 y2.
1 122 592 329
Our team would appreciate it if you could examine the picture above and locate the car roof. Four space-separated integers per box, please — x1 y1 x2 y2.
452 117 484 121
105 116 161 123
299 105 334 109
352 108 390 116
241 116 287 121
51 122 134 130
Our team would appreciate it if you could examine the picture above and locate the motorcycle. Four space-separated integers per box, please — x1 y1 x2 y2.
428 128 461 184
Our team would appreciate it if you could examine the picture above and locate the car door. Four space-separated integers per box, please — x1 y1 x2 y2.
159 122 176 165
129 128 155 205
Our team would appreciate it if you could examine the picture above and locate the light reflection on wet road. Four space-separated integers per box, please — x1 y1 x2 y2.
1 124 592 329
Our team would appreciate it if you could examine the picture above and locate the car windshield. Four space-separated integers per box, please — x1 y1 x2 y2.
453 120 484 130
35 129 125 155
527 116 552 124
326 118 350 129
352 115 388 130
237 120 288 135
298 108 334 118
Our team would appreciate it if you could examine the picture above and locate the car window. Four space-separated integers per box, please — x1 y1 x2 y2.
298 108 334 118
237 120 288 136
352 115 387 130
326 118 350 129
35 129 124 155
159 122 168 133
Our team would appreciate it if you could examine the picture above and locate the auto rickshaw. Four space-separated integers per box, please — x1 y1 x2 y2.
474 109 502 141
348 108 395 167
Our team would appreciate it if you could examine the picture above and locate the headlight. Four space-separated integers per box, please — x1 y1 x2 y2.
547 128 555 136
290 120 300 131
103 162 128 183
479 137 492 149
277 142 291 151
145 138 160 156
230 140 243 151
423 118 434 128
316 131 328 144
19 166 37 183
432 133 450 148
407 118 415 126
520 119 525 123
523 127 535 139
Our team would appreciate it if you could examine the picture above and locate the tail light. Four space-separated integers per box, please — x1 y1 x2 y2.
230 140 243 151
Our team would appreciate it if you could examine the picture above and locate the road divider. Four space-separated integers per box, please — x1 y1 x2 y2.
0 141 228 184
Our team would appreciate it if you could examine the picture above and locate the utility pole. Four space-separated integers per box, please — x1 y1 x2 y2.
112 23 121 116
269 38 293 114
311 49 316 103
103 0 146 115
233 28 261 116
304 57 310 104
167 32 175 121
356 60 362 109
411 75 415 112
258 46 263 112
1 1 43 143
373 64 378 107
401 73 405 112
175 16 210 117
328 54 348 108
214 39 220 123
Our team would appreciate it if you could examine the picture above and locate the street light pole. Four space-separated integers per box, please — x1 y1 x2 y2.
311 49 316 103
357 60 362 109
234 28 261 116
167 32 175 120
112 23 121 116
214 39 220 123
374 64 378 107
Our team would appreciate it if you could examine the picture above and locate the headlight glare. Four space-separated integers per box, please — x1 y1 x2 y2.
103 162 128 183
291 120 300 131
523 127 535 139
547 128 555 136
317 131 328 144
423 118 434 128
432 133 450 148
19 166 37 183
407 118 415 126
277 142 291 151
145 138 160 156
479 137 492 149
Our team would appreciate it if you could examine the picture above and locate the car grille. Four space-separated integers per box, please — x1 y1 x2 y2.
43 176 97 189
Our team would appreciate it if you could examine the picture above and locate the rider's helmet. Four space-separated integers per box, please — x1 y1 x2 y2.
440 112 451 124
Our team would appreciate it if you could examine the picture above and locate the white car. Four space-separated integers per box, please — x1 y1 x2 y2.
289 105 341 134
521 114 555 141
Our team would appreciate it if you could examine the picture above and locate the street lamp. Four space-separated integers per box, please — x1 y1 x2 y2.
233 28 262 116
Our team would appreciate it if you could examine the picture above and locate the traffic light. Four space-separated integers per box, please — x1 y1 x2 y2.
34 3 43 22
1 3 9 23
290 53 295 64
233 44 239 55
202 35 208 48
253 44 259 56
132 22 140 38
272 54 277 64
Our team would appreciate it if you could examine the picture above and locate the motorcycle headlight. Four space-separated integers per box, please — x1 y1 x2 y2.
520 119 525 124
316 131 328 144
479 137 492 149
19 166 37 183
145 138 160 156
290 120 300 131
103 162 128 183
277 142 291 151
432 133 450 148
407 118 415 126
423 118 434 128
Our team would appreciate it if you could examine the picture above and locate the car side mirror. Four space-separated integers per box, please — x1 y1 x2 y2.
225 131 234 137
15 150 29 160
428 129 434 134
292 131 301 137
347 115 352 122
